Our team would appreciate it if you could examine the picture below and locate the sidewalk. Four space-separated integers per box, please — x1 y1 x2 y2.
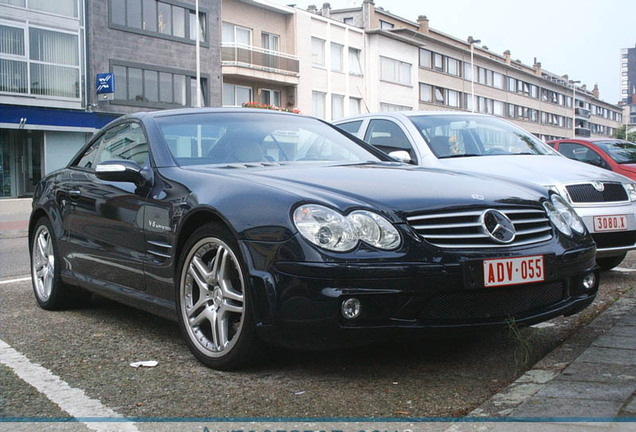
470 284 636 421
0 198 31 238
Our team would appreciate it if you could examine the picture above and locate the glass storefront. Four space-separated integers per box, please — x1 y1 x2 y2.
0 129 43 198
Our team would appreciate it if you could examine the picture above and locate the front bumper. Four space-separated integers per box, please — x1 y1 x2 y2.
572 201 636 257
248 245 598 350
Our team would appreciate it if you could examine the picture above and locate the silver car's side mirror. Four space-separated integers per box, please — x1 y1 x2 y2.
388 150 412 164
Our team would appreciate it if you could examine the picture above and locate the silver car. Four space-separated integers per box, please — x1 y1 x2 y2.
335 112 636 271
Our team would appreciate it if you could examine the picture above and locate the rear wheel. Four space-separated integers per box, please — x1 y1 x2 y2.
596 253 627 272
176 223 261 370
31 218 71 310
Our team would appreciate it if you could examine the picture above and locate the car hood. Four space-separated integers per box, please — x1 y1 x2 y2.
438 155 633 186
189 162 546 217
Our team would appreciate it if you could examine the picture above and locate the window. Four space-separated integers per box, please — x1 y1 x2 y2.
363 119 415 162
331 43 343 72
331 94 344 120
433 53 443 70
110 0 207 43
447 57 460 76
223 83 251 106
0 26 82 99
30 0 78 17
349 97 361 116
343 17 354 25
312 91 326 119
311 37 325 67
493 72 504 89
348 48 362 75
380 56 411 86
379 20 394 29
464 63 473 81
380 102 412 111
223 22 251 45
74 123 148 169
420 83 432 103
114 63 205 107
434 87 445 104
336 120 362 135
447 89 460 107
419 49 431 69
261 88 280 106
262 32 279 51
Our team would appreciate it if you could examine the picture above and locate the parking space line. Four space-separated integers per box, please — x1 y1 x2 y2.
0 276 31 285
0 339 140 431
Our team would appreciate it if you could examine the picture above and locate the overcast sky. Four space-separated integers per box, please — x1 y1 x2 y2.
270 0 635 104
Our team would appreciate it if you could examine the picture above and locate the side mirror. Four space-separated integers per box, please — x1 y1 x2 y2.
96 160 150 186
388 150 413 164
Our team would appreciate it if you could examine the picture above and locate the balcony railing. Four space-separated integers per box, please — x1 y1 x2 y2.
575 107 591 118
221 43 299 75
575 127 591 137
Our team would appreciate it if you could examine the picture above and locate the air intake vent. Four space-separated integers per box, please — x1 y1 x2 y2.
565 183 628 203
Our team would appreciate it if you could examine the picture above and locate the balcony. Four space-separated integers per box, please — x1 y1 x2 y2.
221 43 300 81
575 107 591 118
575 127 591 137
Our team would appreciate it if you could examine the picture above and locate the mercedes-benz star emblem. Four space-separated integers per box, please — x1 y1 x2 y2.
481 209 516 244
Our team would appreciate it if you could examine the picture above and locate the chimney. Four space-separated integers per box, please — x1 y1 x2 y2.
307 4 317 13
362 0 374 30
503 50 511 65
321 2 331 18
581 84 587 91
417 15 429 34
533 60 542 76
593 84 599 99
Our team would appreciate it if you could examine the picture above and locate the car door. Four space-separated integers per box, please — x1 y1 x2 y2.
63 122 150 291
556 142 611 171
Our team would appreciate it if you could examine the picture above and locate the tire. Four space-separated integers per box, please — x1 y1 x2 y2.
30 217 72 310
176 223 262 370
596 253 627 272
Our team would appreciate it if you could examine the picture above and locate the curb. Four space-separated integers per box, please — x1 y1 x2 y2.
468 287 636 418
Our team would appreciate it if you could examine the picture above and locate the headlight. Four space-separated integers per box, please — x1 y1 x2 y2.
293 204 401 252
543 194 586 237
625 183 636 202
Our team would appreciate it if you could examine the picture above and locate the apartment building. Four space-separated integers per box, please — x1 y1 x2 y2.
220 0 298 109
326 0 623 141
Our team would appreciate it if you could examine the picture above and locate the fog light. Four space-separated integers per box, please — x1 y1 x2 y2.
341 298 361 320
582 272 596 290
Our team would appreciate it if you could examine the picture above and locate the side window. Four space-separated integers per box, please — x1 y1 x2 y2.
95 123 149 166
363 119 416 162
558 143 608 169
336 120 363 136
74 139 101 169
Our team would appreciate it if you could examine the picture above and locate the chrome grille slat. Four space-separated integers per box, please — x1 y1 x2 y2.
407 207 553 248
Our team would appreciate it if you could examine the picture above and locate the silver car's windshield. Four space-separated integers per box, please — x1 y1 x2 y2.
156 112 381 166
409 115 559 159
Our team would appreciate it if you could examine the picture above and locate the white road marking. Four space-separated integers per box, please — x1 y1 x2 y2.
0 276 31 285
0 339 139 431
613 267 636 273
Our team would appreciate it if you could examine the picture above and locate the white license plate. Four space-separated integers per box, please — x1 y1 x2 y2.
483 255 545 288
593 215 628 232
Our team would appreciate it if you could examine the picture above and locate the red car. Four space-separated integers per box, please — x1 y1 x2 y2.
547 138 636 181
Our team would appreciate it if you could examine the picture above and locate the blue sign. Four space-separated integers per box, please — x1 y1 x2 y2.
96 73 115 94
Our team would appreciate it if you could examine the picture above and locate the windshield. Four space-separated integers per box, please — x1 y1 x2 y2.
409 115 559 159
156 112 381 166
595 140 636 164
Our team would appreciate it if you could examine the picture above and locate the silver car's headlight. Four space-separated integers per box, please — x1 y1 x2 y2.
625 183 636 202
293 204 401 252
543 194 586 236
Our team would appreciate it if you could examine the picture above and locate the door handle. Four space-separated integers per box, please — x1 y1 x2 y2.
68 189 81 199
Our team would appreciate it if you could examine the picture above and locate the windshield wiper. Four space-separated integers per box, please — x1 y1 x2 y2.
438 153 482 159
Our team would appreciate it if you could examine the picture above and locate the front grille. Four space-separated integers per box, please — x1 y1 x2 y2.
566 183 628 203
407 207 552 248
418 281 565 323
591 232 636 249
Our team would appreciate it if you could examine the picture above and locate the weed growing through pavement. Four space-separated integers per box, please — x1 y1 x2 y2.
506 317 534 374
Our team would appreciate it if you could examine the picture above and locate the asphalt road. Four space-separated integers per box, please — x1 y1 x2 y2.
1 231 634 421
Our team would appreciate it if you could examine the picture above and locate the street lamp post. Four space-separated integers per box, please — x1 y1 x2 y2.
195 0 202 108
468 36 481 113
571 80 581 137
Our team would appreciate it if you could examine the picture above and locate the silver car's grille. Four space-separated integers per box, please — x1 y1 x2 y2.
407 207 553 248
565 183 628 203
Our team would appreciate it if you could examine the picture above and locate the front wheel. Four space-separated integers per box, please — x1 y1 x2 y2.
176 224 262 370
